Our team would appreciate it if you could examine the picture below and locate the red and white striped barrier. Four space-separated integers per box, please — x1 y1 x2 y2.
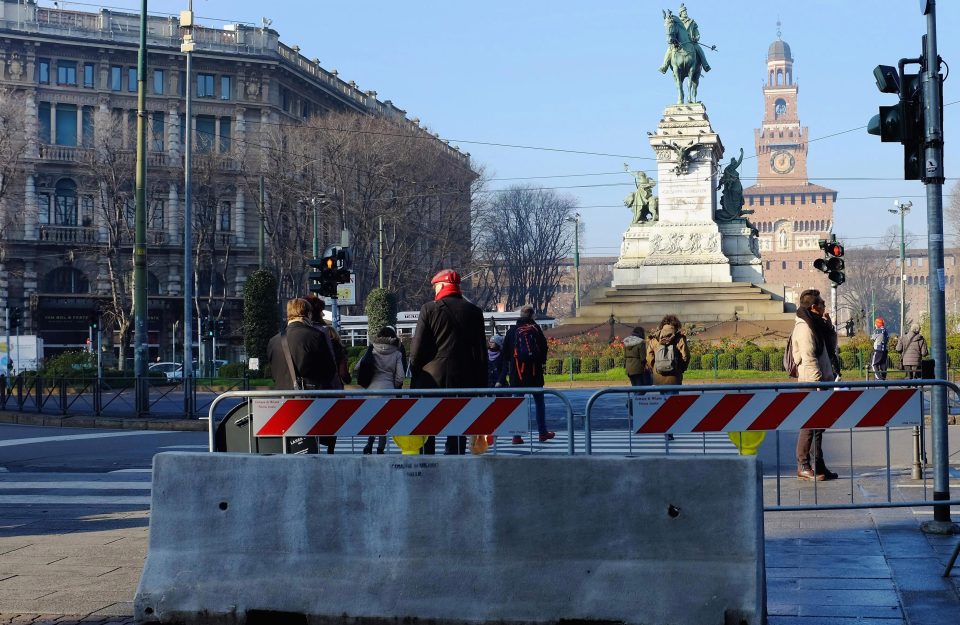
631 388 922 434
252 397 530 438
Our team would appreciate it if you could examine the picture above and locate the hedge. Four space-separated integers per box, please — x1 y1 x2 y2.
545 358 563 375
582 357 600 373
219 363 247 378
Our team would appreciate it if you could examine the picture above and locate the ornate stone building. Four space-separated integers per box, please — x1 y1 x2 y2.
743 32 836 304
0 2 469 362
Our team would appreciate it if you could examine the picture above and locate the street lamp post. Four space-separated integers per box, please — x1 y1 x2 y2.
181 0 196 418
565 213 581 316
889 200 912 336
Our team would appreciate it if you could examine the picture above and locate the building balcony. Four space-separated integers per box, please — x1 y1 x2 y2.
38 144 92 163
38 225 98 244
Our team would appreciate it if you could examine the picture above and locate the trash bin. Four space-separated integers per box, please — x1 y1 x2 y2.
921 358 935 379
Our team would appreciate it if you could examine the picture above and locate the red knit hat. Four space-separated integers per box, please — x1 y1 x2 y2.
431 269 460 285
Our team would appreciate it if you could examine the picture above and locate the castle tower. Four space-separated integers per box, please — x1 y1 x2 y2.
744 26 837 303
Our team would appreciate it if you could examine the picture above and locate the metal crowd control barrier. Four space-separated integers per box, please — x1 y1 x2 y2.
584 379 960 514
207 387 577 455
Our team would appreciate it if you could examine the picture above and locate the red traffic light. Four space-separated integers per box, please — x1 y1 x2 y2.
826 243 844 257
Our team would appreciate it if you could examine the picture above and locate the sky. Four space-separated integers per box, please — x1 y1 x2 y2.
50 0 960 257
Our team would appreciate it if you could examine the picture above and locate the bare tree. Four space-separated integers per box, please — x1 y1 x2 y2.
838 237 901 335
191 152 236 332
0 88 28 250
473 185 577 313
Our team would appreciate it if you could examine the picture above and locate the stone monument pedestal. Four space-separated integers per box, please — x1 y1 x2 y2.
568 103 787 326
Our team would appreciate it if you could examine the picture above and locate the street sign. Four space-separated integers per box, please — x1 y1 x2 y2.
323 272 356 306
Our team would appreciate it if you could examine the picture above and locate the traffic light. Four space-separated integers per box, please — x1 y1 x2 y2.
815 239 845 286
307 247 351 298
867 64 924 180
9 307 21 331
216 318 226 337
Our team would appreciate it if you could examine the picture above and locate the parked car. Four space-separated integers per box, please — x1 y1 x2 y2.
148 361 183 382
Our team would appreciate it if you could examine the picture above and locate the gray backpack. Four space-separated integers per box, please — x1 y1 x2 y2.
654 343 679 375
784 332 799 378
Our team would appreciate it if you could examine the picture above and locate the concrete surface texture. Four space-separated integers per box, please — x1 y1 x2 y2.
134 453 766 625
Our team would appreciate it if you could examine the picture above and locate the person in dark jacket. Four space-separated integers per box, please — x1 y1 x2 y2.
410 269 488 455
897 323 929 379
623 326 651 386
499 305 554 445
266 298 338 454
357 326 406 454
870 317 889 380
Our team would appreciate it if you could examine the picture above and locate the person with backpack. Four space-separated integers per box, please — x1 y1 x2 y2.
624 326 651 386
646 315 690 386
870 317 889 380
499 305 554 444
896 323 929 379
792 288 839 481
410 269 488 455
355 326 406 454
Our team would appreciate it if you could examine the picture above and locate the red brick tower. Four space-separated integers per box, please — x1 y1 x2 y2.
744 27 836 303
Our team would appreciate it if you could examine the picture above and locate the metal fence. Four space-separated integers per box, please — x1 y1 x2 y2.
0 374 251 418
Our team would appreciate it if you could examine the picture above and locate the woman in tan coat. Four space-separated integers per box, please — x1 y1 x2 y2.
646 315 690 386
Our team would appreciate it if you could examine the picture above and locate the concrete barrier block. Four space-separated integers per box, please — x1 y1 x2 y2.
135 453 765 625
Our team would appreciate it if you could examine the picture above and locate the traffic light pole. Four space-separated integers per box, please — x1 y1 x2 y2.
181 1 196 419
920 1 952 530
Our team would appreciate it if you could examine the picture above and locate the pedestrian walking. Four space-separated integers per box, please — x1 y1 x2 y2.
499 305 554 445
871 317 889 380
646 315 690 386
487 334 506 388
266 298 338 454
356 326 405 454
792 289 839 481
624 326 651 386
896 323 929 379
410 269 488 455
305 294 349 454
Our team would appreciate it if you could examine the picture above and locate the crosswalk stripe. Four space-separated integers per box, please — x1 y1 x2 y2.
0 472 152 506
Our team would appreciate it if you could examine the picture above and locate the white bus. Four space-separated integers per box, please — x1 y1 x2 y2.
331 310 558 347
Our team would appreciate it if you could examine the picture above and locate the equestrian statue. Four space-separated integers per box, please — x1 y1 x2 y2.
658 4 711 104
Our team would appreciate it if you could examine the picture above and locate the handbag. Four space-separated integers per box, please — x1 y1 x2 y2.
356 344 376 388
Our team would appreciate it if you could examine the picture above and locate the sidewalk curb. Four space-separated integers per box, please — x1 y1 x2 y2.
0 410 207 431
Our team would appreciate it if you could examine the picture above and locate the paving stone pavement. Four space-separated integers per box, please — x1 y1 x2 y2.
0 469 959 624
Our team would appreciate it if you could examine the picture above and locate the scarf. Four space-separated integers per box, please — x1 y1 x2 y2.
488 349 502 363
796 306 835 358
435 283 462 301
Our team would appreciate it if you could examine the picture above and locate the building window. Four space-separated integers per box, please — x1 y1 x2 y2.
83 62 95 88
55 104 78 147
153 69 164 95
219 116 231 153
38 194 51 225
179 113 186 146
220 75 231 100
128 67 138 92
127 109 137 150
906 257 912 267
39 58 50 84
798 261 803 270
151 111 165 152
81 106 94 148
179 71 187 97
57 61 77 86
54 179 78 226
781 261 787 270
196 115 215 153
38 102 52 143
197 73 215 98
111 65 122 91
280 87 291 112
81 196 94 226
951 256 956 267
149 199 164 230
218 201 231 231
918 257 924 267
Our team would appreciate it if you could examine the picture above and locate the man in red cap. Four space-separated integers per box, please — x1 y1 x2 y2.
871 317 889 380
411 269 488 454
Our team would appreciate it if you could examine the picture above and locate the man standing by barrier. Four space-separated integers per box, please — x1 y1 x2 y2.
499 304 554 445
410 269 487 455
871 317 889 380
793 289 839 481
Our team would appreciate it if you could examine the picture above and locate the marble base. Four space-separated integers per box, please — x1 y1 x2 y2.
613 221 731 286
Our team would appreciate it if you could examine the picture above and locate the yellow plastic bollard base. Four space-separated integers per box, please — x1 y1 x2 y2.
728 431 766 456
393 435 427 455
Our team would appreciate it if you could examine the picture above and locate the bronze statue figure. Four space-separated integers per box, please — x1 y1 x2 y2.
659 4 710 104
716 148 753 221
624 164 659 224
